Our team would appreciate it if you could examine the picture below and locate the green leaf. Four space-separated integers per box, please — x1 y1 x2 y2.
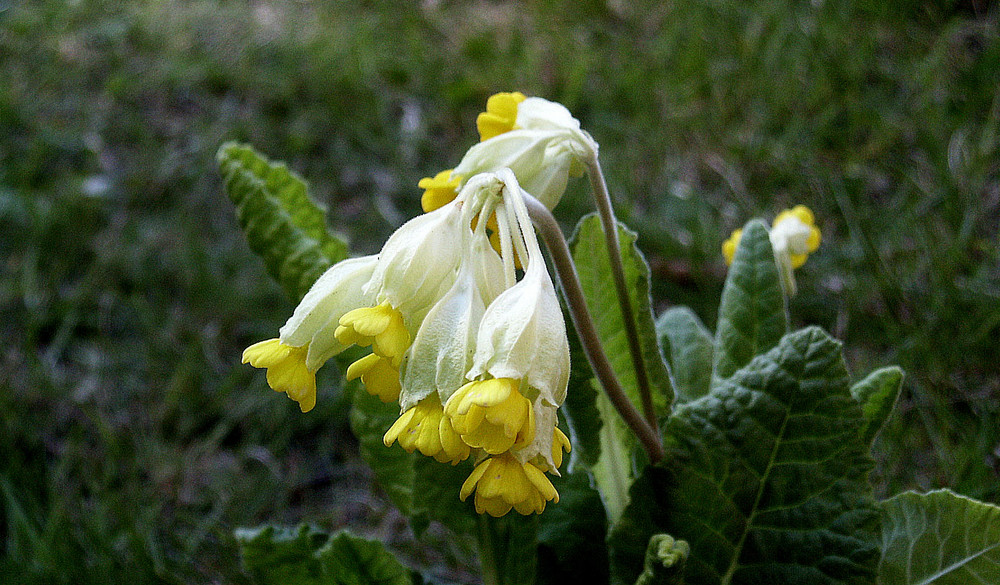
477 514 539 585
560 307 603 467
657 306 713 403
878 489 1000 585
235 524 413 585
850 366 904 446
590 386 640 524
611 327 879 585
218 141 348 300
317 531 413 585
571 213 674 413
570 213 674 523
236 524 327 585
537 469 610 585
712 219 786 384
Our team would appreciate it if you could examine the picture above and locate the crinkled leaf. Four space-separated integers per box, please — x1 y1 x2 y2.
537 469 610 585
611 327 879 585
218 141 348 300
236 524 328 585
235 524 413 585
878 489 1000 585
850 366 904 446
571 213 674 413
657 306 713 403
712 219 786 384
317 531 413 585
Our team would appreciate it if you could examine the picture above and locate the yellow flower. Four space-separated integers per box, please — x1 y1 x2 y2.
460 453 559 516
476 91 526 141
418 169 463 213
345 353 401 403
445 378 535 455
722 228 742 266
335 302 411 402
383 394 470 464
531 426 572 473
335 302 410 367
242 339 317 412
772 205 821 269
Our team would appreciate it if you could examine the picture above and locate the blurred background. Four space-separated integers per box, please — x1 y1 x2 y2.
1 0 998 582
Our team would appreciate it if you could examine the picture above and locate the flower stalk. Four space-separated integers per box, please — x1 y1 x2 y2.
585 157 660 435
522 193 664 463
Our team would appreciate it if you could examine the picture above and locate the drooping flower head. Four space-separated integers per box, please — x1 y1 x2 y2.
241 254 378 412
420 92 598 214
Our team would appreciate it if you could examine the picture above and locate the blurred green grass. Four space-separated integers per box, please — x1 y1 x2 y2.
1 0 997 581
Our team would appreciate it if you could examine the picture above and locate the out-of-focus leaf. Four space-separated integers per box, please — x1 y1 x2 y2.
537 469 610 585
712 219 785 384
611 327 879 585
218 141 348 300
657 306 713 403
317 531 413 585
878 489 1000 585
235 524 413 585
348 376 476 538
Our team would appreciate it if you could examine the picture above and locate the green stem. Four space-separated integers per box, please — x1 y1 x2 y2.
523 194 664 463
477 513 538 585
586 156 660 435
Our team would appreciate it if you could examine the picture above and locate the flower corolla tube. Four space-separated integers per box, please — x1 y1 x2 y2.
722 204 822 295
245 167 573 516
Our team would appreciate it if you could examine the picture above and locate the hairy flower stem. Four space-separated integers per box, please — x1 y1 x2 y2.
523 194 665 463
585 158 660 434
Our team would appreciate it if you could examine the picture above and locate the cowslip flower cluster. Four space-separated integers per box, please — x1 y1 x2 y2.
419 92 599 215
722 204 822 295
244 163 573 516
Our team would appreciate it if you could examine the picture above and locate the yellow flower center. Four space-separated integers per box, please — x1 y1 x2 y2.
242 339 317 412
335 302 410 402
445 378 535 455
476 91 526 142
383 394 470 464
460 453 559 516
418 169 463 213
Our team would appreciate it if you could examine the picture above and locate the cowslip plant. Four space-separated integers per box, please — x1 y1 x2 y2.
219 94 1000 585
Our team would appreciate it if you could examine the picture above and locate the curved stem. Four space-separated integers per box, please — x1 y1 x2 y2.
523 194 664 463
586 157 659 435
